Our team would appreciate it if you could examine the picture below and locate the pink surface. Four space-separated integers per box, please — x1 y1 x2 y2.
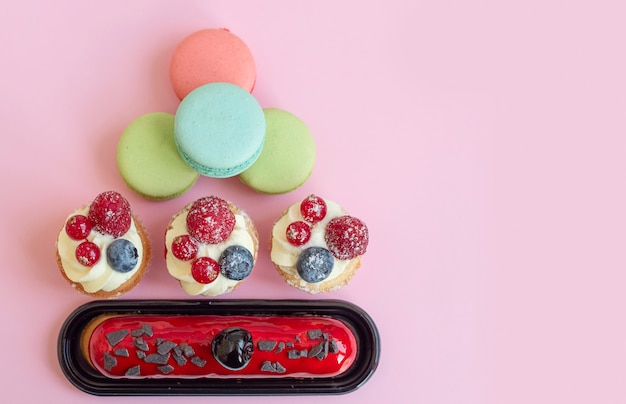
1 1 626 402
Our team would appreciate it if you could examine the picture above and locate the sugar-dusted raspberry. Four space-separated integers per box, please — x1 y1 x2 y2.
324 216 369 260
88 191 132 238
186 196 236 244
171 234 198 261
191 256 220 284
75 241 101 266
300 195 327 224
65 214 92 240
285 221 311 246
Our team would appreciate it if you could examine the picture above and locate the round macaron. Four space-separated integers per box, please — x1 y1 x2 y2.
174 82 266 178
239 108 316 194
170 28 256 100
117 112 199 200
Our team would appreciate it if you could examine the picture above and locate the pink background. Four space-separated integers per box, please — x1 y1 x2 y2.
1 0 626 402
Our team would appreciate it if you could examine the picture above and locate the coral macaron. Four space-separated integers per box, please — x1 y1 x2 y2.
174 82 266 178
170 28 256 100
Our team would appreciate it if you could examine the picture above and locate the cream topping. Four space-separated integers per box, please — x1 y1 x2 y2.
57 207 144 293
165 207 255 296
270 199 350 287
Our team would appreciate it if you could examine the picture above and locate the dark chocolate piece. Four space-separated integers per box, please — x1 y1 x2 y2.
180 343 195 357
157 365 175 374
286 342 294 348
190 356 206 367
173 353 187 366
260 361 275 372
329 339 339 354
144 353 170 365
103 352 117 371
105 329 129 347
274 341 285 354
125 365 141 376
157 340 177 355
136 350 146 359
114 348 130 357
141 324 154 337
275 361 286 373
257 340 277 352
307 329 323 340
308 343 324 359
133 337 149 352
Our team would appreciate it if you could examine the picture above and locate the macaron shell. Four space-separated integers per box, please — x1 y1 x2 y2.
174 82 266 178
170 28 256 100
239 108 316 194
117 112 199 200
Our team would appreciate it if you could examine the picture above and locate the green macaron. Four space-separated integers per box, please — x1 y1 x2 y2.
239 108 316 194
117 112 199 200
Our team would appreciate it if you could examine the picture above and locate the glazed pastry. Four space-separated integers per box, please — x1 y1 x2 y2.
270 195 369 293
82 313 356 379
117 112 199 200
239 108 316 194
169 28 256 100
165 196 258 296
55 191 151 298
174 83 266 178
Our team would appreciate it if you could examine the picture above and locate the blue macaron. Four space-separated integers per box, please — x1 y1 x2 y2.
174 82 266 178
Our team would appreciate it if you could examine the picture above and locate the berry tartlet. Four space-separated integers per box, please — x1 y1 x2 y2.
56 191 151 298
270 195 369 294
165 196 259 296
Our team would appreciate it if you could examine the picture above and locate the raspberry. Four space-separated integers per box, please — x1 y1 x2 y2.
171 235 198 261
300 195 327 224
186 196 236 244
65 215 92 240
75 241 101 266
285 221 311 246
88 191 131 238
324 216 369 260
191 256 220 284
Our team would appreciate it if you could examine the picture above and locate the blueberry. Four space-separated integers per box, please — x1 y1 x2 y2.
219 245 254 280
106 239 138 273
211 327 254 370
296 247 334 283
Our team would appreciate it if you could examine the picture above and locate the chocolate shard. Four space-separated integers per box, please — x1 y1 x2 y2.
275 361 286 373
142 323 154 337
308 343 324 358
287 350 301 359
180 343 195 357
173 346 183 356
144 353 170 365
173 353 187 366
307 329 323 340
157 364 175 374
133 337 149 352
105 329 129 347
156 338 164 346
260 361 276 372
274 341 285 354
190 356 206 367
103 352 117 371
329 339 339 354
113 348 130 357
125 365 141 376
258 340 278 352
157 340 177 356
136 350 146 359
295 335 301 343
286 342 294 348
131 328 144 337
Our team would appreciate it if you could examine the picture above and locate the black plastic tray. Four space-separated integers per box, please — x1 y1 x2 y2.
57 299 380 395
